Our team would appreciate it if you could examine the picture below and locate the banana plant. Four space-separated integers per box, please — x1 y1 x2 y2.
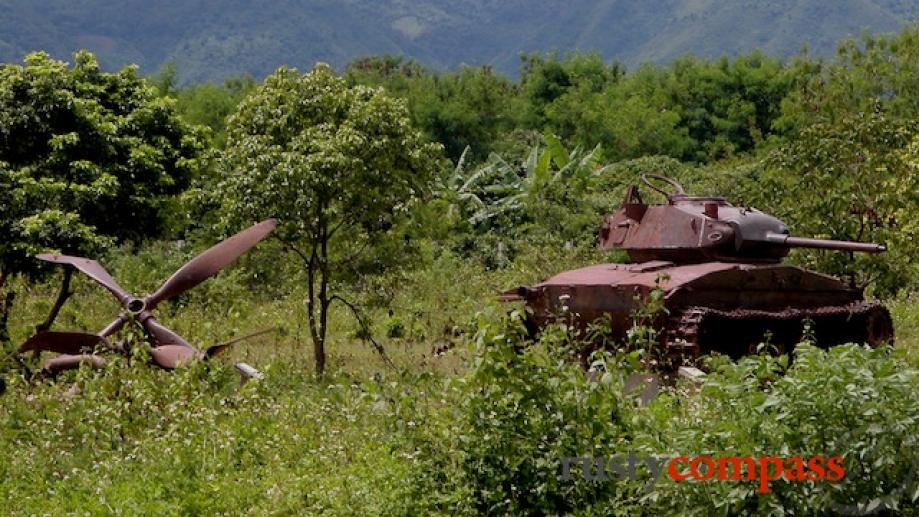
444 132 608 226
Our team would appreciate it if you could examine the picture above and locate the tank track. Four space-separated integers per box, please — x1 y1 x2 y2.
663 301 893 365
665 308 706 363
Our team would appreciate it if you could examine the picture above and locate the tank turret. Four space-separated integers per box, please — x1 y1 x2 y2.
598 174 886 264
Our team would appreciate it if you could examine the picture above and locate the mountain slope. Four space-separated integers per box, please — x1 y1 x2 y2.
0 0 915 82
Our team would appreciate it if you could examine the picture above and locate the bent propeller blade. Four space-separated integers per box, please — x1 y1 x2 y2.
36 254 130 304
20 332 109 355
234 362 263 382
205 327 275 359
146 219 277 308
141 316 194 349
98 316 128 338
150 345 202 369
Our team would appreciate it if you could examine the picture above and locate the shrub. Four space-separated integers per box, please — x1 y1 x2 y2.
405 313 919 515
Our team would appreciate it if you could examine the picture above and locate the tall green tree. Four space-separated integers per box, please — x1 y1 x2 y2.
216 64 441 374
520 51 792 162
0 51 204 344
174 75 258 148
776 26 919 133
346 56 521 162
519 51 624 132
748 108 918 294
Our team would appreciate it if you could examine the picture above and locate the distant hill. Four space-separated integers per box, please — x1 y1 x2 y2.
1 0 916 83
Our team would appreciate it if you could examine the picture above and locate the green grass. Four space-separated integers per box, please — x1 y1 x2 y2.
887 297 919 366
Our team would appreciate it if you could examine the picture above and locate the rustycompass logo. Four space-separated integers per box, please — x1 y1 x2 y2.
561 453 846 494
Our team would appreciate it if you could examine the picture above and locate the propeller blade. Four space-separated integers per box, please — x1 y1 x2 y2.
98 315 128 338
204 327 274 359
141 316 193 348
150 345 202 369
36 254 130 304
41 354 107 376
146 219 277 308
20 332 108 355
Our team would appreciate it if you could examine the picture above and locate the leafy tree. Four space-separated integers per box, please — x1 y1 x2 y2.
587 72 693 161
346 56 521 161
657 53 791 160
174 75 258 148
776 26 919 133
344 55 426 87
151 61 180 97
519 51 624 131
521 51 792 162
216 64 441 374
747 107 918 294
0 51 203 344
151 62 257 148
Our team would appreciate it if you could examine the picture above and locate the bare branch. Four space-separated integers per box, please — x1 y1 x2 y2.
274 235 311 267
327 216 353 240
329 294 396 369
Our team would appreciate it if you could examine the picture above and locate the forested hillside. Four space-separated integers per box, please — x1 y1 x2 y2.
0 0 916 82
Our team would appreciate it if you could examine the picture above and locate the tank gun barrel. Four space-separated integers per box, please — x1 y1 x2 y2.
763 232 886 253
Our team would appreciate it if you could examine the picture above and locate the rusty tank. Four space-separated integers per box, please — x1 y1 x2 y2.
503 174 894 363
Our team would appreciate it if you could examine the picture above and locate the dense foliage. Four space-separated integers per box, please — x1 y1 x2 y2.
746 109 919 293
0 52 203 254
398 315 918 515
343 50 798 163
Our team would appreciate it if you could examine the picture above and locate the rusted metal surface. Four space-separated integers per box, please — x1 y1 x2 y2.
20 332 110 355
35 255 131 303
597 174 885 264
506 175 894 368
765 234 886 253
205 328 275 359
515 262 864 329
146 219 278 310
150 345 203 369
41 354 107 377
21 220 278 377
664 302 893 362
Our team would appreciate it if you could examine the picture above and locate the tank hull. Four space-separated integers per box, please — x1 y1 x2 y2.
506 261 893 363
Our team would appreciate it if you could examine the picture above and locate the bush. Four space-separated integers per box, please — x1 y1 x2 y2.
404 313 919 515
653 344 918 515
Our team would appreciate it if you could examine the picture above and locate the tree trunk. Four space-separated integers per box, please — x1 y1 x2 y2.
304 228 330 376
293 210 333 376
0 271 14 346
35 269 73 333
285 236 328 376
306 252 326 376
313 326 326 375
317 221 330 375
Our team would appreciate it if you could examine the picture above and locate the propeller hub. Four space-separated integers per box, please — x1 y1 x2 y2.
127 298 146 314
